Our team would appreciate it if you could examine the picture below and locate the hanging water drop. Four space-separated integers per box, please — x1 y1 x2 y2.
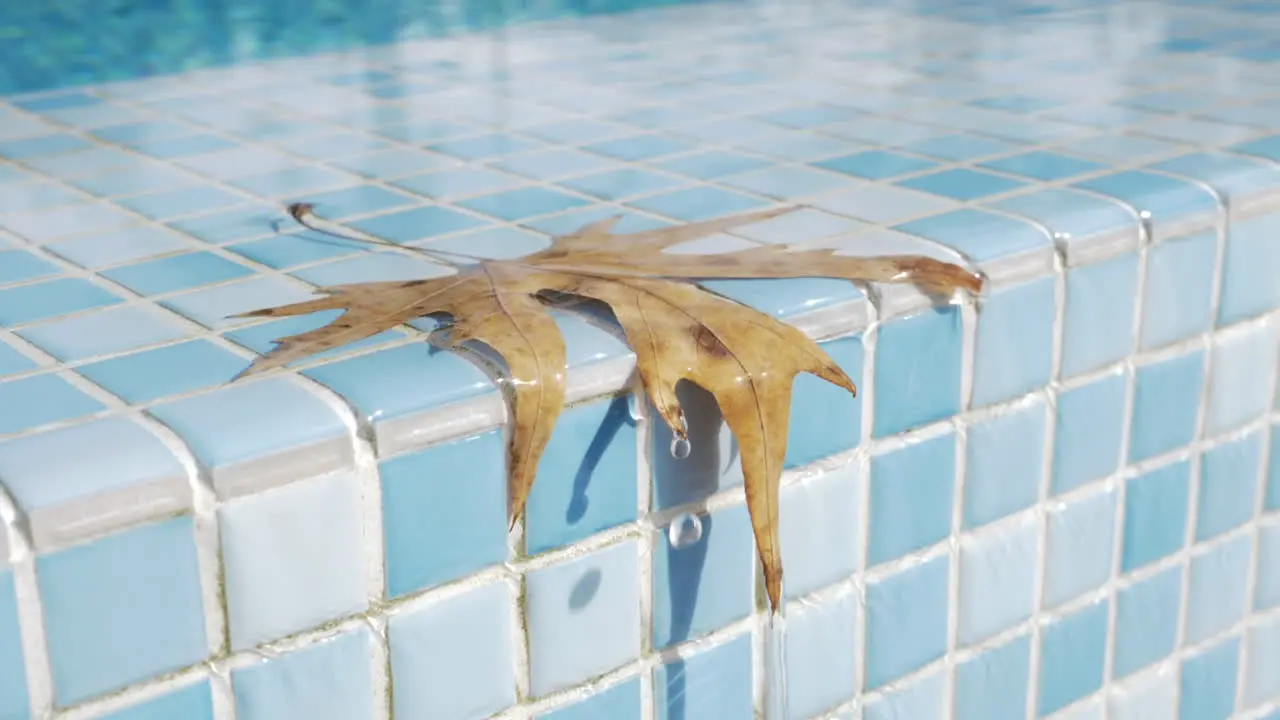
667 512 703 548
670 435 692 459
626 393 643 421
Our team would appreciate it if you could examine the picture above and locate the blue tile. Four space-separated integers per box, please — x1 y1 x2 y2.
873 306 963 437
536 679 640 720
653 504 753 649
1232 135 1280 163
1186 533 1252 645
102 252 253 296
1179 637 1240 720
1141 230 1218 349
99 681 214 720
783 335 863 467
649 384 744 510
1207 322 1278 436
898 168 1026 200
972 94 1063 113
814 150 937 180
0 278 124 327
522 118 631 145
0 250 61 285
491 148 619 181
905 133 1024 162
626 186 767 222
230 166 357 197
76 339 245 404
289 252 447 286
0 570 29 719
656 151 768 180
412 226 549 260
864 670 946 720
981 151 1106 181
958 514 1037 646
721 165 848 199
391 167 523 199
1219 211 1280 326
0 181 85 213
1198 431 1263 542
128 134 239 159
1245 614 1280 709
232 629 373 720
1037 598 1108 717
784 591 857 717
227 230 367 269
524 207 672 236
1122 460 1191 572
757 104 862 128
1052 370 1127 495
0 133 94 159
166 204 282 244
1129 349 1206 462
39 517 206 705
148 377 347 470
1044 486 1118 608
1149 152 1280 202
780 466 860 598
526 540 640 696
1259 522 1280 610
427 133 544 160
1073 171 1218 224
1113 565 1182 678
388 580 516 719
47 226 194 269
16 305 188 362
380 432 507 597
348 206 489 243
164 275 319 330
865 554 948 689
895 209 1051 264
0 373 106 435
5 202 138 242
219 472 366 649
584 134 696 161
294 185 421 219
972 277 1055 406
868 431 955 566
559 168 686 200
115 185 247 220
735 132 864 162
91 120 191 143
964 399 1045 529
656 633 753 720
457 186 591 221
0 340 36 377
954 634 1030 720
1062 253 1141 378
13 92 101 111
989 188 1136 247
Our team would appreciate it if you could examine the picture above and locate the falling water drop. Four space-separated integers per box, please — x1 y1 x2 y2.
670 436 692 459
667 513 703 548
626 393 643 421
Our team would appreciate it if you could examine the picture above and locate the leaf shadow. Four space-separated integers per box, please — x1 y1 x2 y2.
566 394 630 524
665 514 713 647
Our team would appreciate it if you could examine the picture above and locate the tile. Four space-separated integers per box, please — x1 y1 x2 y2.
1141 230 1218 349
626 186 767 222
864 669 946 720
3 202 138 242
1232 135 1280 163
1244 615 1280 709
69 163 199 197
525 207 672 236
0 373 106 435
1073 171 1218 227
1037 598 1109 717
1044 485 1118 608
1061 253 1141 378
526 540 640 696
972 276 1055 406
160 275 322 330
905 133 1024 161
1149 151 1280 202
16 305 189 362
102 252 253 296
1219 211 1280 325
0 277 124 328
492 149 620 181
0 569 29 719
584 134 695 161
98 681 214 720
230 166 360 197
348 206 489 243
864 554 948 690
964 398 1045 530
559 168 686 201
219 471 367 649
649 383 744 510
331 149 458 180
290 252 448 286
0 181 84 213
873 306 963 437
115 185 247 220
227 230 367 269
0 250 61 285
655 150 768 180
1206 321 1278 436
779 465 860 598
166 204 283 244
0 133 93 159
652 504 754 649
868 430 956 566
958 513 1038 647
1259 522 1280 610
735 132 866 161
457 186 591 221
38 517 206 706
784 591 858 718
757 104 861 128
1109 667 1177 720
1197 430 1263 542
980 151 1106 181
427 133 544 160
380 431 508 597
897 168 1026 200
811 183 957 225
814 150 937 180
46 226 194 269
1122 460 1191 573
1129 349 1206 463
392 167 524 199
1179 636 1240 720
388 580 516 720
412 226 549 260
954 633 1031 720
232 629 373 720
1052 370 1127 495
895 208 1051 264
289 185 421 219
1113 565 1182 678
536 679 641 720
0 340 36 377
656 633 753 720
1185 533 1252 645
721 165 854 201
175 146 302 180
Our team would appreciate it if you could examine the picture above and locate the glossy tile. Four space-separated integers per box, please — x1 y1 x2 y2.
1129 349 1205 463
868 430 956 566
655 633 753 720
864 669 946 720
954 634 1031 720
873 307 963 438
1122 460 1191 573
232 628 373 720
1140 230 1218 350
1043 485 1118 609
652 504 754 649
1244 615 1280 710
1185 533 1252 645
1259 522 1280 611
0 373 107 435
971 277 1055 407
1113 565 1182 678
785 591 858 718
1178 636 1240 720
98 681 214 720
536 679 641 720
1219 211 1280 326
864 554 949 690
779 465 861 598
1061 253 1140 378
0 569 29 719
957 513 1038 647
1205 320 1278 436
1052 370 1128 495
1037 598 1109 717
964 398 1045 530
1197 430 1263 542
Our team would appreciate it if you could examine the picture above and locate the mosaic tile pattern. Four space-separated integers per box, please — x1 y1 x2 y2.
1 0 1280 718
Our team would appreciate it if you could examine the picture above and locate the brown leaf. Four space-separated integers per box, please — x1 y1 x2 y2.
233 205 983 611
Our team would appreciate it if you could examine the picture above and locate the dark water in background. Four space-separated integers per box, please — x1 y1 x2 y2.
0 0 713 96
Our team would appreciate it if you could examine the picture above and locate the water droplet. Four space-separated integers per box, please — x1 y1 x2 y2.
626 394 643 421
667 513 703 548
670 435 692 459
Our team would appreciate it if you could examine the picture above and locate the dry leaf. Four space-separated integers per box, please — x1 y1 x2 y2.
233 204 983 611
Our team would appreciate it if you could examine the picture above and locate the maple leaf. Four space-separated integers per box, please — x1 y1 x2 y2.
233 203 983 611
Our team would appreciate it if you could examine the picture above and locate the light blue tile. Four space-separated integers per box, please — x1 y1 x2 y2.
656 633 753 720
46 226 195 269
0 373 106 435
536 679 640 720
291 185 420 220
428 133 544 160
1218 211 1280 325
289 252 448 286
964 399 1045 529
868 431 956 566
1206 321 1277 436
981 151 1106 181
91 120 192 143
814 150 937 180
233 629 373 720
456 186 591 221
895 208 1051 264
557 168 686 200
1232 135 1280 163
4 202 137 242
524 207 672 236
0 570 29 719
865 669 946 720
1129 349 1205 462
227 230 367 269
1044 485 1118 608
160 276 318 329
0 133 94 159
958 514 1037 647
38 517 206 706
380 432 508 597
1272 425 1280 512
757 104 862 128
414 226 550 260
782 335 863 467
219 471 366 649
988 188 1136 246
905 133 1024 162
784 591 857 718
0 250 61 285
1244 616 1280 709
0 340 35 377
735 132 866 162
1073 170 1218 225
522 117 630 144
653 505 754 649
148 377 347 470
526 540 640 696
780 465 860 598
1259 522 1280 610
0 277 124 328
585 134 696 161
229 166 358 197
77 340 245 404
1108 665 1177 720
1186 533 1252 645
898 168 1026 200
115 185 247 220
1113 565 1182 678
16 304 189 362
1051 370 1127 495
1037 598 1108 717
864 554 949 689
1198 430 1263 541
348 206 490 243
1062 253 1140 378
1141 230 1218 349
388 580 516 720
99 681 214 720
626 186 767 222
721 165 848 199
1122 460 1191 573
1179 636 1240 720
972 276 1055 406
1149 152 1280 202
873 307 963 437
166 204 283 244
954 634 1030 720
